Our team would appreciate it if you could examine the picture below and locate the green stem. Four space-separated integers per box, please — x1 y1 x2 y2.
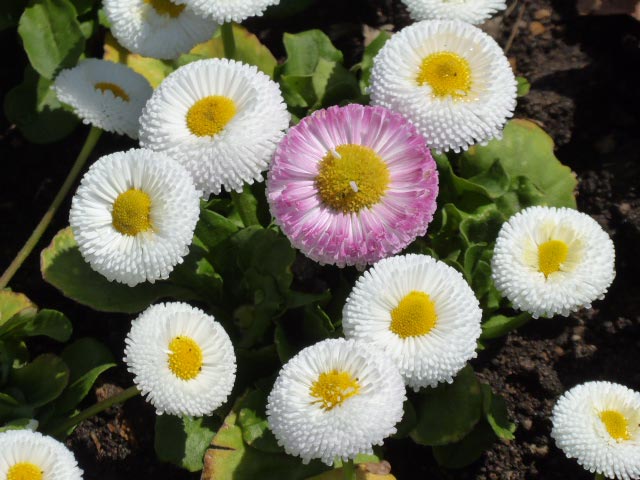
49 385 140 437
0 126 102 289
342 459 356 480
230 186 259 227
221 22 236 60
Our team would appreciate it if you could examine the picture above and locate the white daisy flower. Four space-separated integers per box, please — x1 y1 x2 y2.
369 20 517 153
104 0 219 60
139 58 290 196
343 254 482 390
124 302 237 416
552 381 640 480
0 429 83 480
69 148 201 287
491 206 616 319
53 58 153 139
401 0 507 25
171 0 280 23
266 338 406 466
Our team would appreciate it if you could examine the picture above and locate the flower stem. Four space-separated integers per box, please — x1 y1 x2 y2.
221 22 236 60
0 126 102 289
48 385 140 438
230 186 259 227
342 459 356 480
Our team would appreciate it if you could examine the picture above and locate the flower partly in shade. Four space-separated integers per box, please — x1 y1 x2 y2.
104 0 218 60
343 254 482 390
267 104 438 268
0 429 83 480
400 0 507 24
491 206 615 318
53 58 152 138
369 20 517 153
69 148 201 287
267 338 405 465
139 58 289 195
124 302 236 416
552 381 640 480
171 0 280 23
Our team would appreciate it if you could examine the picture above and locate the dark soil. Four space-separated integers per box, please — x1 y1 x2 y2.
1 0 639 479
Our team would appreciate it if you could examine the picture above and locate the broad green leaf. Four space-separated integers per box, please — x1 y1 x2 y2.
70 0 94 15
10 354 69 407
356 31 391 95
41 228 193 313
459 119 577 209
275 304 335 363
411 366 483 446
0 291 35 326
103 32 172 88
54 338 115 413
392 399 417 439
235 390 281 453
0 0 27 31
516 76 530 97
155 415 221 472
18 0 85 79
0 308 72 341
481 313 531 340
4 66 78 143
481 384 516 440
0 418 37 432
432 420 496 469
280 30 343 75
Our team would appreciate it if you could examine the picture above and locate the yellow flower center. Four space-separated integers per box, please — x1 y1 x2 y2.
7 462 43 480
390 291 438 339
111 189 153 236
417 51 472 99
94 82 130 102
538 240 569 277
315 144 390 213
599 410 632 441
144 0 185 17
310 370 360 411
186 95 237 137
167 336 203 380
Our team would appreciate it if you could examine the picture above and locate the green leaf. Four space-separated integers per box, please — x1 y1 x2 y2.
18 0 85 79
41 228 193 313
10 354 69 407
432 420 496 469
516 76 530 97
53 338 115 413
0 0 27 31
155 415 221 472
481 384 516 440
235 390 281 453
275 304 335 363
0 308 72 341
0 291 35 327
281 30 343 74
4 66 79 143
410 366 483 446
356 31 391 95
0 418 37 432
69 0 94 15
481 313 531 340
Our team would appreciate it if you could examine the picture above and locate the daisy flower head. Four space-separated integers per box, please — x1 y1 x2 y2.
124 302 237 416
266 338 405 465
104 0 219 60
267 104 439 269
0 429 83 480
401 0 507 24
171 0 280 23
69 148 201 287
343 254 482 390
369 20 517 153
551 381 640 480
139 58 290 196
491 206 616 319
53 58 153 138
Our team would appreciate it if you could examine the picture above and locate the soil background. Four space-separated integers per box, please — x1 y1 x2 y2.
1 0 639 479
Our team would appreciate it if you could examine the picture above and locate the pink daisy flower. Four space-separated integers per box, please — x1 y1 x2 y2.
267 104 439 268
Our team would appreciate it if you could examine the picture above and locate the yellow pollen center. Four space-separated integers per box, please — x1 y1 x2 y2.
167 336 203 380
111 189 153 236
315 144 390 213
7 462 43 480
538 239 569 277
310 370 360 411
417 51 472 99
144 0 185 17
186 95 237 137
94 82 130 102
390 291 438 339
599 410 632 441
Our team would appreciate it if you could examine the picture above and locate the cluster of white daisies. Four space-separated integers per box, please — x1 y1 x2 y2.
4 0 636 479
